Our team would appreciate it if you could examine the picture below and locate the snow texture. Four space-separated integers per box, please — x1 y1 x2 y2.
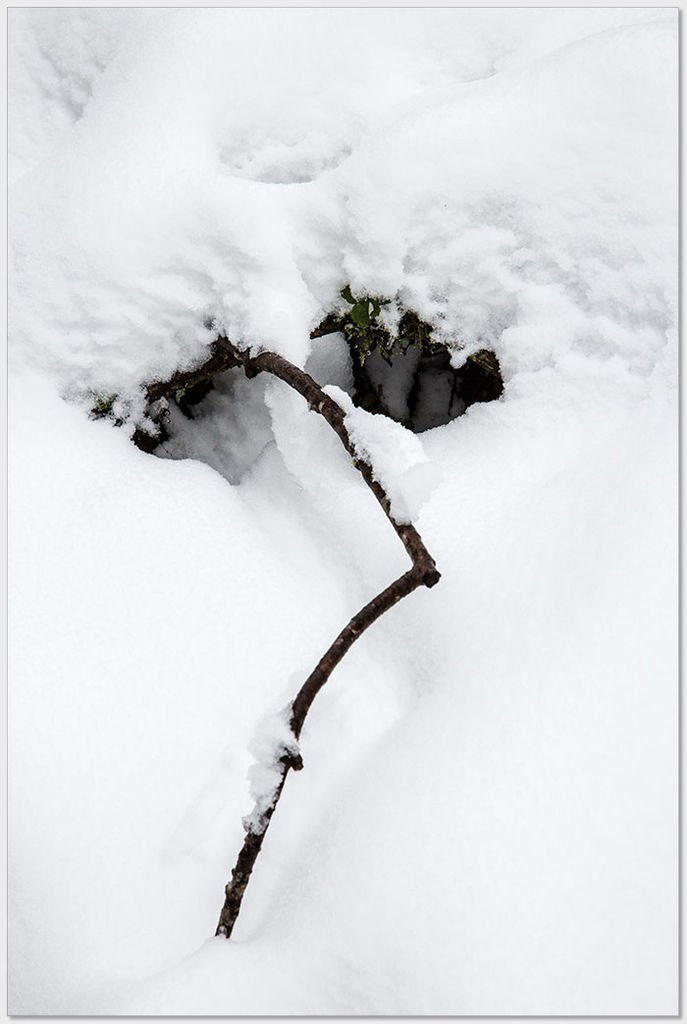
9 8 677 1016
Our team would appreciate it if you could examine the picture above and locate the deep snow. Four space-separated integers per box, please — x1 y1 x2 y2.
9 8 678 1015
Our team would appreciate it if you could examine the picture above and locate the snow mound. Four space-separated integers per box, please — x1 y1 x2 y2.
9 10 676 413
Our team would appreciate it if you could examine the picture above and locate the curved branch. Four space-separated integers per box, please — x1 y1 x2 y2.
133 335 440 939
245 346 440 584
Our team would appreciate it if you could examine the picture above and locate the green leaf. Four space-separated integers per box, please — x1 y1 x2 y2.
350 301 370 329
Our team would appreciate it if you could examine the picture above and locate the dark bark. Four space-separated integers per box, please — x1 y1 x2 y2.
144 338 242 405
133 334 440 940
308 312 345 339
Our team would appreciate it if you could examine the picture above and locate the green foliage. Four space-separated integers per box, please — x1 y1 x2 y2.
339 286 394 364
91 393 118 418
341 286 389 329
319 286 472 370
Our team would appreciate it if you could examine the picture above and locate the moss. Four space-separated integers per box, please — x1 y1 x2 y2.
466 349 502 378
91 393 118 419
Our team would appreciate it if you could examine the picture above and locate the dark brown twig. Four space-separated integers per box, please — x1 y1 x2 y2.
135 335 440 939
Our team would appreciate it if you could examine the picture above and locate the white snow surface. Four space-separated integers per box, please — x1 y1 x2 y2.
9 8 677 1015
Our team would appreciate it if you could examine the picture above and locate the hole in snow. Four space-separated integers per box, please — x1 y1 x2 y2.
310 302 503 433
116 299 502 476
149 367 275 485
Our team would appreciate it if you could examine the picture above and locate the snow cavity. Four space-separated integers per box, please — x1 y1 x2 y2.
155 367 275 486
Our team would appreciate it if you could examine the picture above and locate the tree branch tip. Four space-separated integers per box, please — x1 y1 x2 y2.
423 567 441 588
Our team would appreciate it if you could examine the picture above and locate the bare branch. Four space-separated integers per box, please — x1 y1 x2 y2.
134 335 440 939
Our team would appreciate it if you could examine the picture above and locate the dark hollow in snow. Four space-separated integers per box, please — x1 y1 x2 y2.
312 309 503 433
123 307 503 456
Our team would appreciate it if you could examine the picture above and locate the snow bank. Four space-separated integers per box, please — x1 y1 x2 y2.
9 369 382 1011
10 9 675 409
9 7 677 1016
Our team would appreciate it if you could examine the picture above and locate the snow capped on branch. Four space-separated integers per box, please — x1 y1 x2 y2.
243 709 301 836
324 385 440 524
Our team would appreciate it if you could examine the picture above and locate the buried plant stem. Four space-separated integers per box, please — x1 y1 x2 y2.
216 566 429 938
134 334 440 939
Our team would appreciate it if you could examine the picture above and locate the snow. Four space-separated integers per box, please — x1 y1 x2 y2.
9 7 677 1016
243 709 300 835
10 9 675 405
324 384 440 524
